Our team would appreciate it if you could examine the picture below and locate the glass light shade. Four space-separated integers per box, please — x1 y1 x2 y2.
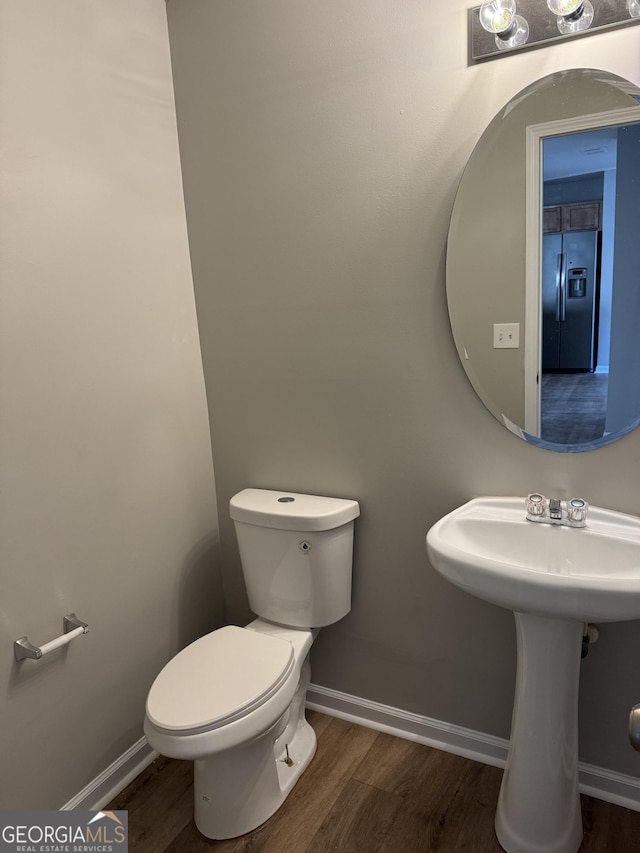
479 0 517 33
479 0 529 49
495 14 529 47
546 0 581 14
547 0 594 32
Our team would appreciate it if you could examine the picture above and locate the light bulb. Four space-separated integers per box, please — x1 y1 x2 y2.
479 0 529 49
480 0 516 32
629 0 640 17
546 0 581 14
546 0 594 33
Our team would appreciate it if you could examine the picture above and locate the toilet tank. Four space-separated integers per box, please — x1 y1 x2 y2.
230 489 360 629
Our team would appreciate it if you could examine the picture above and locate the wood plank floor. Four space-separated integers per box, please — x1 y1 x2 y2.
108 712 640 852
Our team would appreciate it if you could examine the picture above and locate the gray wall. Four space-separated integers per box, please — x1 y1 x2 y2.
0 0 222 808
607 123 640 435
544 173 604 205
166 0 640 778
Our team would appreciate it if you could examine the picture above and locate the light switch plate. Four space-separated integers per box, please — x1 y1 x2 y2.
493 323 520 349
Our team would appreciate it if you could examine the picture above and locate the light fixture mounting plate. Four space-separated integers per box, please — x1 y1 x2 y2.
469 0 640 63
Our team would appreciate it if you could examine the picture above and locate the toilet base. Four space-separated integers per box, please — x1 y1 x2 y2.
193 659 316 839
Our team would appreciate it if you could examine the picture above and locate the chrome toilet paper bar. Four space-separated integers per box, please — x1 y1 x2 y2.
14 613 88 661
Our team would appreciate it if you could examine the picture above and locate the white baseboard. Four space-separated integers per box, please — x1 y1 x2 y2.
307 683 640 813
60 737 158 811
61 685 640 815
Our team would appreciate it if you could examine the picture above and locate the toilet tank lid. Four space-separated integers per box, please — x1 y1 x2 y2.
230 488 360 531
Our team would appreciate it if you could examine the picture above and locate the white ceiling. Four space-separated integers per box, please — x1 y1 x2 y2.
543 127 619 181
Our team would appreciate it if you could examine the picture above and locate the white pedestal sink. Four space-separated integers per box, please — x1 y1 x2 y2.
426 496 640 853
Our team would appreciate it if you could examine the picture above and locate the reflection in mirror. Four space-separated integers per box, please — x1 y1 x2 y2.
540 122 640 445
446 69 640 452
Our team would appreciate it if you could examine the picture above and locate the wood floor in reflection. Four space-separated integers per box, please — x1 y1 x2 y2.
108 711 640 852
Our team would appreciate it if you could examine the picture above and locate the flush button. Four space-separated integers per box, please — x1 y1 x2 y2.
278 497 295 503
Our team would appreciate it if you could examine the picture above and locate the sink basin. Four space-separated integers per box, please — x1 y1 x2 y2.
426 496 640 623
426 496 640 853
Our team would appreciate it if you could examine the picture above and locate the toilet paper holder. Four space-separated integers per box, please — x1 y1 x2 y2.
14 613 89 661
629 704 640 751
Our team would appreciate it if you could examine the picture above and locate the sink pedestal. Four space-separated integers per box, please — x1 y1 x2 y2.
495 613 584 853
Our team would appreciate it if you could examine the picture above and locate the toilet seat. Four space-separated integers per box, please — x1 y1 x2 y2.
146 626 294 736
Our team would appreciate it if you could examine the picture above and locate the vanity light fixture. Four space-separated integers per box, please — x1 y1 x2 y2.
469 0 640 62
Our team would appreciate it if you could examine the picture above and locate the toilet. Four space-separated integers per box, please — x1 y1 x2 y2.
144 488 360 840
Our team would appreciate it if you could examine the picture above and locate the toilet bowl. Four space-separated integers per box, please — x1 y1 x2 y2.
144 488 359 840
144 619 317 838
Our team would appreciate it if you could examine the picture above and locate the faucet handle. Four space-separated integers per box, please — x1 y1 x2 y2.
568 498 588 524
526 493 546 516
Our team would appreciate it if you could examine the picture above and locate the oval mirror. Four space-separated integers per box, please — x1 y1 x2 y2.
447 69 640 452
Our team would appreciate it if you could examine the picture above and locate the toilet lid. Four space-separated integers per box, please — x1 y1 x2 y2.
146 626 295 735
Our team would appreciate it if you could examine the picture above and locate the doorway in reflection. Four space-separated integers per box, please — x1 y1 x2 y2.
540 157 607 445
538 118 640 447
539 123 630 446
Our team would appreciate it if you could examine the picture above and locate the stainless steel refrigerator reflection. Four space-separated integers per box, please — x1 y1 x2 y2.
542 230 599 371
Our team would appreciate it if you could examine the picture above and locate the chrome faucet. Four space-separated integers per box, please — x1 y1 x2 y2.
525 494 588 527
